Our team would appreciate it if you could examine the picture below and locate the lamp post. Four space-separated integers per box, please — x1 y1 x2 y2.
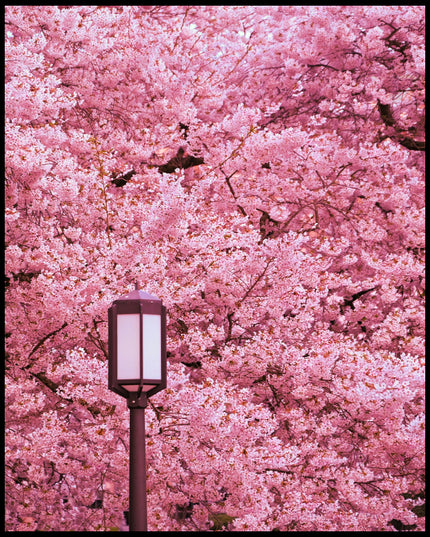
108 283 167 532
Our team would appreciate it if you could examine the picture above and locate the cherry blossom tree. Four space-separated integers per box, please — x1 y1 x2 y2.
5 5 424 531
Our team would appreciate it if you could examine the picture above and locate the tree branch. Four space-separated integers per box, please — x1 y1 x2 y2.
223 170 247 216
27 322 68 362
377 99 425 151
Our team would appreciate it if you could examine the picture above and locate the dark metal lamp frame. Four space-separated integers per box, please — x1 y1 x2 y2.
108 286 167 401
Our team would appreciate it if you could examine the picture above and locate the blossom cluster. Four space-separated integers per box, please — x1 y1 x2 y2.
5 5 424 531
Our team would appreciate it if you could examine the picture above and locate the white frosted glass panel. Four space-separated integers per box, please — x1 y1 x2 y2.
143 314 161 379
117 314 140 379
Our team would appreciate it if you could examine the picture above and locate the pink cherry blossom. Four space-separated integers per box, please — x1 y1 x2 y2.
5 5 424 531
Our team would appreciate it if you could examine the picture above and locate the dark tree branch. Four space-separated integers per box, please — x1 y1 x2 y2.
110 145 205 187
157 147 204 174
27 322 68 362
396 137 425 151
257 208 284 240
340 287 376 313
223 170 247 216
377 99 395 127
110 170 136 187
377 99 425 151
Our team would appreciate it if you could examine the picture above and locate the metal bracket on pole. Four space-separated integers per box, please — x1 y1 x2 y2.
127 390 148 409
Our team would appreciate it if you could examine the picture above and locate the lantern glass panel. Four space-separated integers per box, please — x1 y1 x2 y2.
123 384 158 392
117 314 140 380
143 314 162 380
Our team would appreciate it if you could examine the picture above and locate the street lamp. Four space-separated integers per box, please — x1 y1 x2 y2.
108 283 167 532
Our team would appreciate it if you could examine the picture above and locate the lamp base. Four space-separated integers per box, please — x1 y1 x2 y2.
127 392 148 409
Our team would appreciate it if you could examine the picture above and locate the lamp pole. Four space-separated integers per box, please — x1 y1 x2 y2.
128 392 148 532
108 282 167 533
